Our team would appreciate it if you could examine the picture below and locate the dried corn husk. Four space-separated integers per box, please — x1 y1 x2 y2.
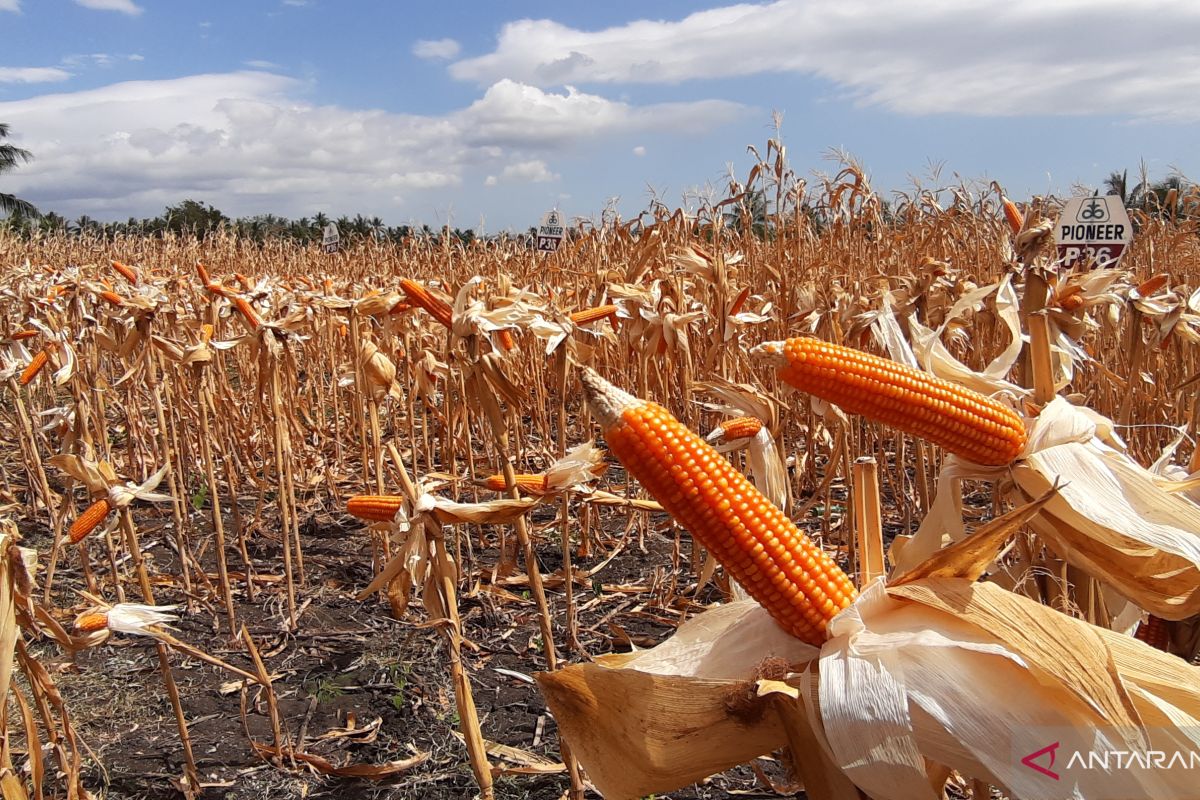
893 397 1200 619
539 573 1200 800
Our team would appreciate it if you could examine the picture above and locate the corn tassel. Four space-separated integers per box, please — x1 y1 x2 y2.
581 368 856 644
569 304 618 326
111 260 139 284
69 498 112 543
399 279 453 328
347 495 404 523
756 338 1026 466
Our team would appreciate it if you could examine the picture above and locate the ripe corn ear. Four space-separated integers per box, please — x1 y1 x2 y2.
755 338 1026 466
111 260 139 284
718 416 763 441
399 279 453 328
581 368 856 644
19 350 49 386
1135 615 1170 651
483 474 548 494
347 495 404 523
73 610 110 632
1002 197 1024 235
69 498 112 543
232 296 261 329
100 290 125 306
569 304 618 325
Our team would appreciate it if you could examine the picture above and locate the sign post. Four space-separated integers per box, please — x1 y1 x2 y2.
323 222 340 254
536 210 565 253
1054 196 1133 269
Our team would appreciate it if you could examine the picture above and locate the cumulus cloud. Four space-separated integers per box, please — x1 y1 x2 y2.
484 160 560 187
449 0 1200 119
413 38 461 61
0 67 71 84
0 71 743 220
460 79 742 148
74 0 143 14
0 0 19 12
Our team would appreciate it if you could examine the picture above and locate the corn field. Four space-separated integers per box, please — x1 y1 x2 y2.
3 149 1200 800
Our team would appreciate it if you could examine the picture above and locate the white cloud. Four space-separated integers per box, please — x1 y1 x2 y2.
450 0 1200 120
413 38 461 61
484 160 559 187
0 0 19 12
459 79 741 148
0 71 741 220
0 67 71 84
74 0 143 14
632 145 646 156
244 60 280 70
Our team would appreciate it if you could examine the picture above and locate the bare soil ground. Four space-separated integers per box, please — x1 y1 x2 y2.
21 473 856 800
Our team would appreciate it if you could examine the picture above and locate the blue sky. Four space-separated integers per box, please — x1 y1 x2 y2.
2 0 1198 231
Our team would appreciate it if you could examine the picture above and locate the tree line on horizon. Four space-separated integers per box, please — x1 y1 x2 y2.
2 122 1196 244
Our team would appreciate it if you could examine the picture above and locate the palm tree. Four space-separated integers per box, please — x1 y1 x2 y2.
0 123 38 217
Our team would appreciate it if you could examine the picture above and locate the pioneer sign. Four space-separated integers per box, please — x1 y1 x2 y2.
1054 196 1133 269
322 222 340 254
536 210 565 253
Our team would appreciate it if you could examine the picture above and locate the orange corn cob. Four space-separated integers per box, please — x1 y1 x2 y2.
718 416 764 440
235 272 252 290
73 610 110 632
569 304 618 325
1137 274 1169 297
728 288 752 317
1135 615 1170 651
347 495 404 523
483 473 548 494
111 260 139 284
196 262 212 284
19 349 49 386
399 279 453 328
581 369 856 644
496 329 516 351
10 329 38 341
99 290 125 306
756 338 1026 466
232 296 261 329
387 302 413 316
69 498 112 543
1002 197 1024 235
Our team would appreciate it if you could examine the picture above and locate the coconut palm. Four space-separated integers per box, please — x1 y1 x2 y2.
0 123 38 217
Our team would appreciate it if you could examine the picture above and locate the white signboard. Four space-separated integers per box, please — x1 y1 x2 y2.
1054 196 1132 269
536 210 564 253
323 222 340 254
